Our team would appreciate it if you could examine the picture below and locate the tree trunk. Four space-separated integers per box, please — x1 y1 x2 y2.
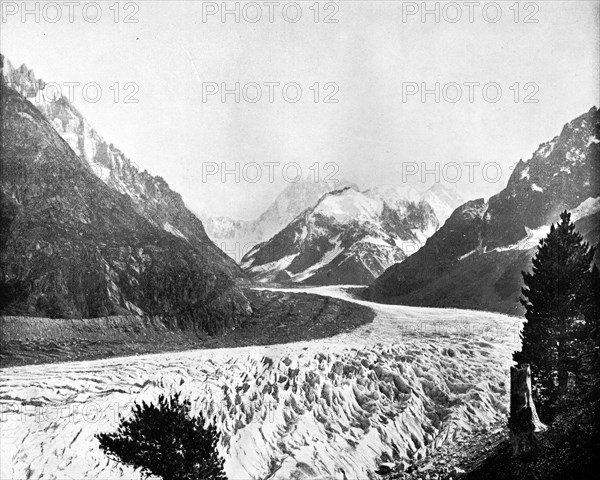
509 364 546 455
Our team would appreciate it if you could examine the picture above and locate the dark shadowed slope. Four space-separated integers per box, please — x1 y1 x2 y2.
1 56 242 279
0 76 250 326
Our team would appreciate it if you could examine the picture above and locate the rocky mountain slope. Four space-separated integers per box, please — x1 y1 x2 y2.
0 66 250 326
203 178 355 260
241 186 439 284
1 56 241 279
368 107 600 315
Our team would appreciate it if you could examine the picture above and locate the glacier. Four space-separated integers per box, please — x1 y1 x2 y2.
0 287 521 480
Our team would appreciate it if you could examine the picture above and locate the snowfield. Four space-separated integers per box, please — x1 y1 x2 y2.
0 287 521 480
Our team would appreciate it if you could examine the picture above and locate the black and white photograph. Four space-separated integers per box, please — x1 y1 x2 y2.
0 1 599 479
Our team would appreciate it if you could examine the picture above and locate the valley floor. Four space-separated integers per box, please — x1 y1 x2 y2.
0 286 522 480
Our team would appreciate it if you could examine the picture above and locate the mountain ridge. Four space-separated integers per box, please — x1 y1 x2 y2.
240 185 442 284
1 55 242 279
202 178 357 261
0 57 250 325
367 107 600 315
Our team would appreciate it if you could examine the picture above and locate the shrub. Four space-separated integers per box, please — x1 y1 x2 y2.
96 392 227 480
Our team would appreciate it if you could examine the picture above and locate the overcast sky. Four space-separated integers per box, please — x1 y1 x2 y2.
2 1 598 219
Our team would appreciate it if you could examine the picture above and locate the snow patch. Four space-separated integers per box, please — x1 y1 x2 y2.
294 225 309 243
89 162 111 183
538 140 556 158
248 253 299 275
571 197 600 222
494 225 549 252
163 222 187 240
560 166 571 174
531 183 544 192
361 236 392 247
410 224 436 248
17 111 35 122
566 149 585 163
458 249 477 261
291 236 344 282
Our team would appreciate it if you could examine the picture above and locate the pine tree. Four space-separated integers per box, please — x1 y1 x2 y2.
515 211 596 420
97 393 227 480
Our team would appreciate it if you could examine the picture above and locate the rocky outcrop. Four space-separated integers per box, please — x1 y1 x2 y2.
483 107 599 249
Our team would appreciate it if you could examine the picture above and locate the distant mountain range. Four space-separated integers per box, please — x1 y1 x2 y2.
367 107 600 315
240 183 463 284
0 55 249 326
202 178 356 261
204 179 464 264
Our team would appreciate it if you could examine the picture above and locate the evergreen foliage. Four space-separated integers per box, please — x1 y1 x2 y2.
515 210 597 420
96 393 227 480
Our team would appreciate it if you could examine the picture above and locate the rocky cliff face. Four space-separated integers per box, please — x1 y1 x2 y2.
1 56 241 279
0 68 250 326
241 186 439 285
368 107 600 314
483 107 599 249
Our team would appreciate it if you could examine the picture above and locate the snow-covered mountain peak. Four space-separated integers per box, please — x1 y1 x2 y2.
426 182 462 201
364 184 422 207
256 177 357 223
241 183 440 285
313 187 383 224
202 178 357 260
